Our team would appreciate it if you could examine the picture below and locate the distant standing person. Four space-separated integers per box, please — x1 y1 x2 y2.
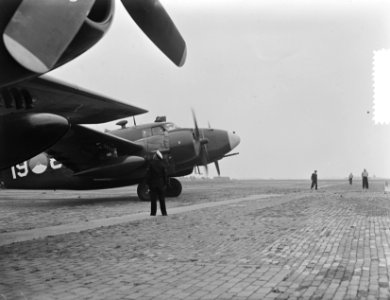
362 169 369 189
311 170 318 190
145 150 168 216
348 173 353 185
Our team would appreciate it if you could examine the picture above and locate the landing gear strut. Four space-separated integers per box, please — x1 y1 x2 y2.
137 178 182 201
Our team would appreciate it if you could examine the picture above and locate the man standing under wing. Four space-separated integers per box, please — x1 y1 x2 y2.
145 150 168 216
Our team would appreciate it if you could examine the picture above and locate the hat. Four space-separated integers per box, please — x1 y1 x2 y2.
155 150 163 160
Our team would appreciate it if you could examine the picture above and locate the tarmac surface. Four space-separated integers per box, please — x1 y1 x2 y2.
1 179 390 299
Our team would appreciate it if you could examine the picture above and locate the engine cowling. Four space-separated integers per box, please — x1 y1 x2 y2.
0 113 69 169
56 0 115 67
0 0 115 87
168 130 198 167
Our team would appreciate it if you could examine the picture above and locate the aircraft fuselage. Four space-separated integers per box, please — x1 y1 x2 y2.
0 121 240 190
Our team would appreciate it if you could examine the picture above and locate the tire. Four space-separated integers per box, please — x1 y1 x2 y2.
166 178 182 197
137 183 150 201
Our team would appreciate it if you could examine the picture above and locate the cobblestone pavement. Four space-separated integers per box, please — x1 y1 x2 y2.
0 180 308 234
1 180 390 299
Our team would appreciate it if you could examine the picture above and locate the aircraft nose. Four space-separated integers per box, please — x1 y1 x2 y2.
228 131 240 150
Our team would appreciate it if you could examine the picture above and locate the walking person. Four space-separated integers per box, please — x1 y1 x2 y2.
362 169 369 190
311 170 318 190
145 150 168 216
348 173 353 185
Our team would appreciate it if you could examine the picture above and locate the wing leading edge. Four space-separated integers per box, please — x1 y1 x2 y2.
48 124 145 174
1 76 148 124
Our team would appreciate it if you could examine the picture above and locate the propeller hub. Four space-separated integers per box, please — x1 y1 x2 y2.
200 138 208 145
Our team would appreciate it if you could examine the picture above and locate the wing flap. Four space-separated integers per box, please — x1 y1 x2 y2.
48 124 144 173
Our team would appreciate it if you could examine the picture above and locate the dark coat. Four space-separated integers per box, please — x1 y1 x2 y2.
145 159 168 189
311 173 317 182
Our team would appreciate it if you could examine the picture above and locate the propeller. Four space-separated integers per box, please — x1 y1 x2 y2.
223 152 239 158
120 0 186 67
214 161 221 176
191 111 224 177
196 165 201 175
193 165 204 176
3 0 186 74
192 109 210 175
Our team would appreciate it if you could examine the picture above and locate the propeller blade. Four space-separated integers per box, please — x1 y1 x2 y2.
3 0 96 73
191 109 209 170
121 0 186 67
200 143 209 165
223 152 239 158
215 161 221 176
191 108 200 140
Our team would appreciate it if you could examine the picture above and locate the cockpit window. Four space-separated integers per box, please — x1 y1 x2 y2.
152 126 164 136
142 123 178 138
142 128 152 138
163 123 179 131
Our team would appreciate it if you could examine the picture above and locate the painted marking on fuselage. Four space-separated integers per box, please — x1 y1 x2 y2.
10 153 62 180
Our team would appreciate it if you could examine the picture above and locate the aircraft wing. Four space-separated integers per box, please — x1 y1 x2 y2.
47 124 145 173
2 76 147 124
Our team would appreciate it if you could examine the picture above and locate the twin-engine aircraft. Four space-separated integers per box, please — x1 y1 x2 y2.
0 116 240 200
0 0 186 169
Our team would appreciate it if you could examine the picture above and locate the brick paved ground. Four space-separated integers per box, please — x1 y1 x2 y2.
1 180 390 299
0 180 306 234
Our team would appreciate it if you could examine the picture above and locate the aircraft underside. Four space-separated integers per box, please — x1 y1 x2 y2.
0 156 185 201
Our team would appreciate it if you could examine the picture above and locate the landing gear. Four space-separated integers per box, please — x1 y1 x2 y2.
166 178 182 197
137 183 150 201
136 178 182 201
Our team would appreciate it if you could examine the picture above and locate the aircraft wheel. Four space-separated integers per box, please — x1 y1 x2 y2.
166 178 182 197
137 183 150 201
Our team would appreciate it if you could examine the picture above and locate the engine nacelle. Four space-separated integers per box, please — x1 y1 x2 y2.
0 0 115 87
74 156 145 178
168 130 198 166
56 0 115 67
0 113 69 169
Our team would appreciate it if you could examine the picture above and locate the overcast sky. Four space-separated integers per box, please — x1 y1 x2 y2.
50 0 390 179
